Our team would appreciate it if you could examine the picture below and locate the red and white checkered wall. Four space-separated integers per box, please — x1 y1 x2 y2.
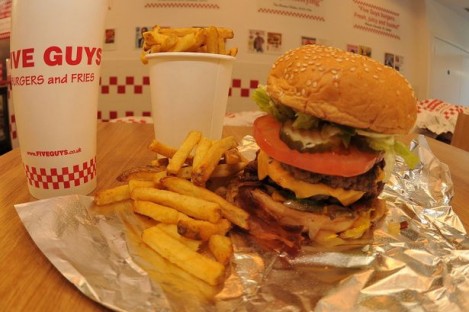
8 60 269 146
97 59 269 121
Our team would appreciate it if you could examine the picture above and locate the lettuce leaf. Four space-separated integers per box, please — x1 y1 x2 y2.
356 129 419 169
394 140 420 169
251 86 294 122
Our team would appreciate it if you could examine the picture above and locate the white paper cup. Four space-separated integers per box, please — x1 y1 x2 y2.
146 52 235 146
10 0 108 199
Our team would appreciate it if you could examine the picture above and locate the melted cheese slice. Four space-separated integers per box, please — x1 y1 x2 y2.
257 150 366 206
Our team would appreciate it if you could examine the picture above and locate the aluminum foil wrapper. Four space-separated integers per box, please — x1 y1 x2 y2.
15 135 469 311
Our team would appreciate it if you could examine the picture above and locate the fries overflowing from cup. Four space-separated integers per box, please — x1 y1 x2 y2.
94 130 249 286
140 25 238 64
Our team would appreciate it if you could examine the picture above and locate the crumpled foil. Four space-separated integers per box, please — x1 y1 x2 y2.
15 134 469 311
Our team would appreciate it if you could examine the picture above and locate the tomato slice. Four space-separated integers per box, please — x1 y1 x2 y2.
253 114 379 177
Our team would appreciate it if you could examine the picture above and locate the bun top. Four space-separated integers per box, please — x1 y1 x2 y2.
266 45 417 134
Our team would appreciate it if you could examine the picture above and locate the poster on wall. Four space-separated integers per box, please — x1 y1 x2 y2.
143 0 220 9
248 30 266 53
301 36 317 45
352 0 401 40
384 52 403 71
346 44 359 54
358 45 372 57
104 28 117 51
248 30 283 54
266 32 282 53
136 26 151 49
257 0 325 21
347 43 372 57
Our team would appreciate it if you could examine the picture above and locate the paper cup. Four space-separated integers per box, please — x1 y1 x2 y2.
10 0 108 199
146 52 235 146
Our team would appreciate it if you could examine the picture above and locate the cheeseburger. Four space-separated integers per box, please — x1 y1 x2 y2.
228 45 418 254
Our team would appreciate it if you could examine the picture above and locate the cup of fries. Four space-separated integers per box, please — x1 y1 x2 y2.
141 26 237 146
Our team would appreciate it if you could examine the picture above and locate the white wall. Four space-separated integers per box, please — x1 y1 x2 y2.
425 0 469 106
98 0 467 118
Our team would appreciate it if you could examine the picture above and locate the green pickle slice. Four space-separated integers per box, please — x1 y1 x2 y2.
280 120 343 153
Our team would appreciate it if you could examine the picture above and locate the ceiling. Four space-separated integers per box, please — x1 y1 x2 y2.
435 0 469 19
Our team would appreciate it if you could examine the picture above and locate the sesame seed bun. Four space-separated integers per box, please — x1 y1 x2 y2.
266 45 417 134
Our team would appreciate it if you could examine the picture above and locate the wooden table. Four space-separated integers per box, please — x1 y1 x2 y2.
1 122 468 311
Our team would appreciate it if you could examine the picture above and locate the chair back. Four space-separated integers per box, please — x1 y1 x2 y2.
451 113 469 152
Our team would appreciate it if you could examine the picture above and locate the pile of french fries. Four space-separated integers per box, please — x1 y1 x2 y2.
94 130 250 286
140 25 238 64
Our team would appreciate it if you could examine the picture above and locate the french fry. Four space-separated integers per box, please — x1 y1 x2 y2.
145 26 178 50
217 36 226 55
151 157 169 167
174 167 192 180
168 162 246 181
208 234 233 265
141 26 238 63
167 131 202 175
217 27 234 39
191 136 238 186
128 179 155 193
161 177 250 230
117 166 165 182
205 26 219 54
215 27 233 55
192 136 212 170
142 226 225 286
153 170 168 187
94 185 130 206
132 227 219 300
149 139 178 159
159 27 201 36
177 217 231 241
131 187 222 223
223 148 245 164
133 200 185 224
156 223 202 252
226 47 238 57
210 162 247 178
170 30 206 52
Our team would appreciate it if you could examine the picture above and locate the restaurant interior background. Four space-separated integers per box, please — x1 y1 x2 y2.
1 0 469 153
